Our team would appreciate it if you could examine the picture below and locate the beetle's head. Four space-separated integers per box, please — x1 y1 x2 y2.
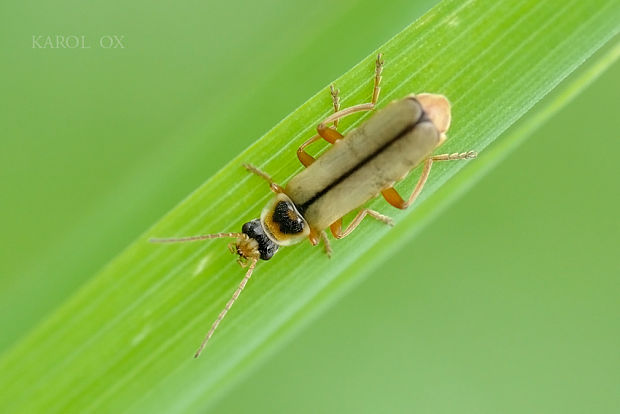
237 219 277 261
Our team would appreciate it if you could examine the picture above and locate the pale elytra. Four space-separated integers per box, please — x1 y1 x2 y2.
150 54 477 357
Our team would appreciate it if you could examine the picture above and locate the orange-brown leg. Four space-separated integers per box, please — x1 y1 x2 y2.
330 208 393 239
296 134 326 167
317 54 384 142
306 228 333 258
242 163 284 193
297 53 384 167
381 151 477 209
316 103 373 143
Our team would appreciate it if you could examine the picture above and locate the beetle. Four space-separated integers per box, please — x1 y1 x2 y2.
150 54 477 357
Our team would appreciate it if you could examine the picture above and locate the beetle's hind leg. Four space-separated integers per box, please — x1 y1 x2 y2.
242 163 284 193
382 151 477 209
297 53 385 168
330 208 393 239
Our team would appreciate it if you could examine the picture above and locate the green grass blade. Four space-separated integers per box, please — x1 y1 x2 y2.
1 1 618 413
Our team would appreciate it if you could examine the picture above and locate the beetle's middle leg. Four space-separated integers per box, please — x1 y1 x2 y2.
381 151 477 209
296 90 348 167
297 53 384 168
330 84 341 128
330 208 393 239
242 163 284 193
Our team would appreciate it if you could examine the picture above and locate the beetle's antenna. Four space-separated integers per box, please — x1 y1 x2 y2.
194 257 259 358
149 232 244 243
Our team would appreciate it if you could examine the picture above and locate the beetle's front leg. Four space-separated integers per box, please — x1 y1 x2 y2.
242 163 284 194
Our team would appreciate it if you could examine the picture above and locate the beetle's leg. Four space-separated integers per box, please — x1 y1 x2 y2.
296 86 343 167
317 53 384 143
330 84 341 128
330 208 393 239
372 52 384 105
320 230 332 258
296 134 323 167
431 151 477 162
298 54 384 167
317 103 374 143
381 151 477 209
242 163 284 193
296 84 345 167
300 102 376 165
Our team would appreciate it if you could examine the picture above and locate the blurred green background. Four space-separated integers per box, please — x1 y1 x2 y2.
1 0 618 412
